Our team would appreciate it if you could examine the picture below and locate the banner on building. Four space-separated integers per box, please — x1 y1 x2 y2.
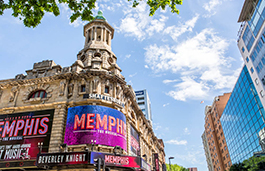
90 151 141 168
141 158 152 171
153 153 160 171
130 125 140 156
135 91 144 96
36 151 88 166
64 105 127 151
0 109 54 161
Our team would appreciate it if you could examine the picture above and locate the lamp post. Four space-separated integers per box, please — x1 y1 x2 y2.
91 140 96 151
38 142 43 154
169 157 174 171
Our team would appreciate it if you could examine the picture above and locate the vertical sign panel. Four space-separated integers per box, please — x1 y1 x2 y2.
130 125 140 156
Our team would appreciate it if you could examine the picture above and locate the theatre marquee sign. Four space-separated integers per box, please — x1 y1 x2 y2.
36 152 88 166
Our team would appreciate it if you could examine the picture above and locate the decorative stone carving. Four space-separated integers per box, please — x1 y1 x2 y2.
92 79 99 93
68 83 74 97
3 109 15 114
87 51 93 67
0 89 2 100
62 67 71 73
59 81 66 96
15 74 26 80
9 86 18 102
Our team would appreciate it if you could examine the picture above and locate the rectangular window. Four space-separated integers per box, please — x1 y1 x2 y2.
138 97 144 100
81 85 86 92
138 102 145 105
255 78 259 85
260 90 264 97
246 57 250 62
105 86 109 94
262 56 265 65
251 67 254 73
242 47 245 53
259 61 263 68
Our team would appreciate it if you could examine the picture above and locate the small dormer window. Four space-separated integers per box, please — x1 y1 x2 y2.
29 90 47 99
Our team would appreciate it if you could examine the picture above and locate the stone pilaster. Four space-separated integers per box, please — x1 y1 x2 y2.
127 119 131 155
48 103 67 152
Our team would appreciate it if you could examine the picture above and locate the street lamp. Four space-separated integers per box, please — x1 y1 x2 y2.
38 142 43 154
169 157 174 171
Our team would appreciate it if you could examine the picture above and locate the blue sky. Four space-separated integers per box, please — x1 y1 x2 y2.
0 0 245 170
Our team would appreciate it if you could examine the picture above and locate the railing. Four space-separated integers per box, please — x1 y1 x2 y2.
237 21 246 42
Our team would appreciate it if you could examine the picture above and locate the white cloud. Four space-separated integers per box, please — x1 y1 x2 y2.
164 14 199 41
144 65 149 69
163 79 179 84
69 17 85 27
125 54 131 59
117 2 168 41
146 15 168 36
163 103 170 107
145 28 239 101
166 76 210 101
129 72 137 78
184 127 191 135
165 139 187 145
174 150 205 165
203 0 227 17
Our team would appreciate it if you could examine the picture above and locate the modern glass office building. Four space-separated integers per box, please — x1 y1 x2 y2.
238 0 265 109
220 65 265 164
135 89 152 125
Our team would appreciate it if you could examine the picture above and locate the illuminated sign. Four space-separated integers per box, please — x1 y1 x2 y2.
153 153 159 171
130 125 140 156
135 91 144 96
83 94 125 107
64 105 127 151
36 152 88 166
0 110 54 161
90 151 141 168
141 158 151 171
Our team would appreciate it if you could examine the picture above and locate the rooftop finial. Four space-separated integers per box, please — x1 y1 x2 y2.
95 10 106 21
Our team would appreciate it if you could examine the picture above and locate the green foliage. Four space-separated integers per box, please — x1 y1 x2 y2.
0 0 182 27
166 163 188 171
229 156 265 171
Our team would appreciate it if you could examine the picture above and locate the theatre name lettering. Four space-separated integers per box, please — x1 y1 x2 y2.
37 152 88 166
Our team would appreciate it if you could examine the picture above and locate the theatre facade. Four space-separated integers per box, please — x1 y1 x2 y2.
0 12 166 171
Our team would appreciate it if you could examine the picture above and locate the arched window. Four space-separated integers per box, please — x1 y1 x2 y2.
29 90 47 99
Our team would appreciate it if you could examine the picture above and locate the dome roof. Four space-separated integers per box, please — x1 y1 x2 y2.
94 11 106 21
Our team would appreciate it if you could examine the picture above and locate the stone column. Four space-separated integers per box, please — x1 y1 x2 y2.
101 27 103 42
48 104 68 152
109 33 111 46
104 28 106 42
85 30 88 45
91 28 93 40
94 27 97 41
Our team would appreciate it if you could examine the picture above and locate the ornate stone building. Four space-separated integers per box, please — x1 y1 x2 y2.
0 12 165 171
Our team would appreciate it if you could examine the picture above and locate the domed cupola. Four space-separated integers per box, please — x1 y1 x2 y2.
83 11 114 51
77 11 123 79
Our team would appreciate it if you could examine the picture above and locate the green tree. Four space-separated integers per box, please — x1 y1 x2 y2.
0 0 183 28
229 156 265 171
166 163 188 171
243 156 265 171
229 162 248 171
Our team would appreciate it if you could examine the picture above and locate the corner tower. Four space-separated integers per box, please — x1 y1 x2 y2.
76 11 122 77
